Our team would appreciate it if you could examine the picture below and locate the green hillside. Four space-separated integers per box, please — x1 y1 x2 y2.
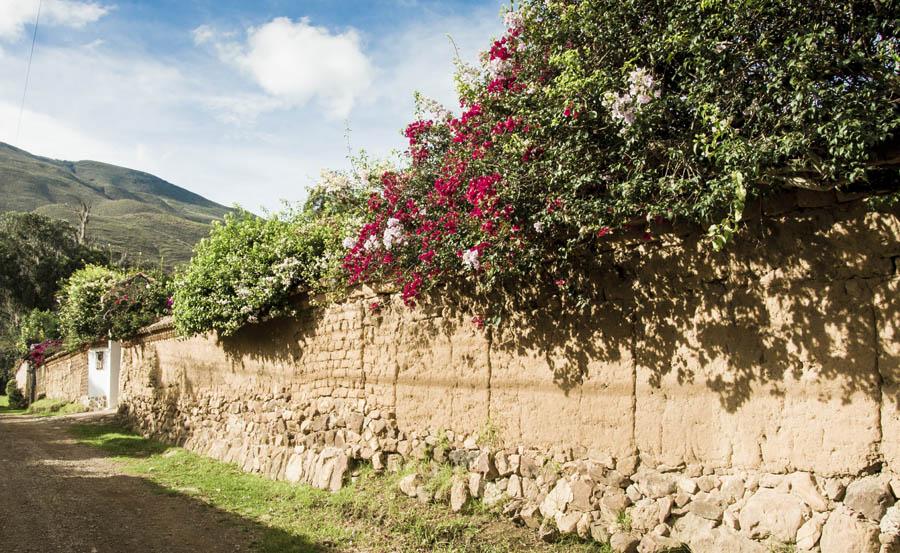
0 142 231 267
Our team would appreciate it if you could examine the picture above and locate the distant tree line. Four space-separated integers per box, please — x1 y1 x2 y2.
0 212 173 396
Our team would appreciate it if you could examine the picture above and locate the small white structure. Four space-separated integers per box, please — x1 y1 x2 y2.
87 341 121 409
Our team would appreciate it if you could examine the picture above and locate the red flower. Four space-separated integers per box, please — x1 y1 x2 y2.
487 76 517 94
404 120 433 145
418 250 435 263
489 39 511 61
597 226 612 238
401 273 424 306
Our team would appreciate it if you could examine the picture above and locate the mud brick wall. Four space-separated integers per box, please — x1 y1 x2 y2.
39 192 900 552
35 350 87 403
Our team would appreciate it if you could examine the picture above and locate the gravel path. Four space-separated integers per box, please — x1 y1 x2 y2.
0 412 260 553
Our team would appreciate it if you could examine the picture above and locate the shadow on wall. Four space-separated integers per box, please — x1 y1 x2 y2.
217 300 318 369
491 199 898 412
134 197 897 415
127 343 195 444
488 271 630 395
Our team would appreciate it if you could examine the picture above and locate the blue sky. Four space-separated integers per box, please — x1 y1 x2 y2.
0 0 505 211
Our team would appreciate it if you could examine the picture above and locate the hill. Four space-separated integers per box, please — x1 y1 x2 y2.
0 143 231 267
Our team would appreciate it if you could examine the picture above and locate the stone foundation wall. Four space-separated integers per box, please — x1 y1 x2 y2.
40 193 900 552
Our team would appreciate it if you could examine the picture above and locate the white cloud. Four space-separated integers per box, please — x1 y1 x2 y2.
0 99 119 161
0 5 504 213
197 17 373 119
201 93 287 126
373 8 501 113
0 0 109 42
191 24 215 46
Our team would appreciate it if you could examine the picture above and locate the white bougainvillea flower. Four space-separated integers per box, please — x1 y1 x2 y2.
461 247 480 271
382 217 406 250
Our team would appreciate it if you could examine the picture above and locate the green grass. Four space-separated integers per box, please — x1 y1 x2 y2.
71 421 608 553
25 398 88 417
0 394 26 415
616 510 632 532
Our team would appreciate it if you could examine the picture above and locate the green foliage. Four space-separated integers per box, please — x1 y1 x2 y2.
347 0 899 303
57 266 171 348
173 210 316 337
173 169 370 337
24 398 87 417
58 265 122 348
616 510 633 533
16 309 60 355
0 212 106 383
0 344 18 393
477 419 504 450
72 421 601 552
5 379 25 409
0 212 107 316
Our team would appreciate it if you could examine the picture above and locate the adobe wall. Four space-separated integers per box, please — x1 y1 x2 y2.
35 350 87 403
38 192 900 552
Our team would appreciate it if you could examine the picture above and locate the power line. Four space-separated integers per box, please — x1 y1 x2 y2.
15 0 43 145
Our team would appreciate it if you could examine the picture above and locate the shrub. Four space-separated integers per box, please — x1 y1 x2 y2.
57 265 122 348
16 309 60 355
172 211 316 337
99 272 172 341
174 169 370 337
5 378 25 408
343 0 899 306
58 266 171 348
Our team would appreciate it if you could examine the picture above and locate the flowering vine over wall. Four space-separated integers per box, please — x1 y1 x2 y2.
167 0 897 338
342 0 898 311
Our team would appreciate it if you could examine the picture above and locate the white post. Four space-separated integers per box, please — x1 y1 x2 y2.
107 340 121 409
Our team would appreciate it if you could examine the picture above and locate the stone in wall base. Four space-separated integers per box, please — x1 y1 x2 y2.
81 395 107 411
118 393 900 552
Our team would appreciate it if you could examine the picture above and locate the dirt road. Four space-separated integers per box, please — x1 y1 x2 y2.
0 412 261 553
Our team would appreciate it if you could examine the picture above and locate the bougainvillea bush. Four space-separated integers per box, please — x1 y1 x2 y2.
173 168 372 337
343 0 899 307
57 266 171 348
26 339 63 368
99 272 173 341
58 265 122 348
15 309 60 356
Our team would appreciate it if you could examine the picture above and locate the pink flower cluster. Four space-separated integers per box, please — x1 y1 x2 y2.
27 339 62 368
341 11 557 306
404 120 433 163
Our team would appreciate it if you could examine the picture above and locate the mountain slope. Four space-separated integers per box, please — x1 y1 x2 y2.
0 143 231 267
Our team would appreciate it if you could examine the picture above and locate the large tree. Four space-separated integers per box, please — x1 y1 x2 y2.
0 212 107 387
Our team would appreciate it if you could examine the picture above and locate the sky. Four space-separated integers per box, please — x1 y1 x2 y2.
0 0 505 212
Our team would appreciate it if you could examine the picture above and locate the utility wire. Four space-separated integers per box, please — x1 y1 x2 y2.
15 0 43 144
